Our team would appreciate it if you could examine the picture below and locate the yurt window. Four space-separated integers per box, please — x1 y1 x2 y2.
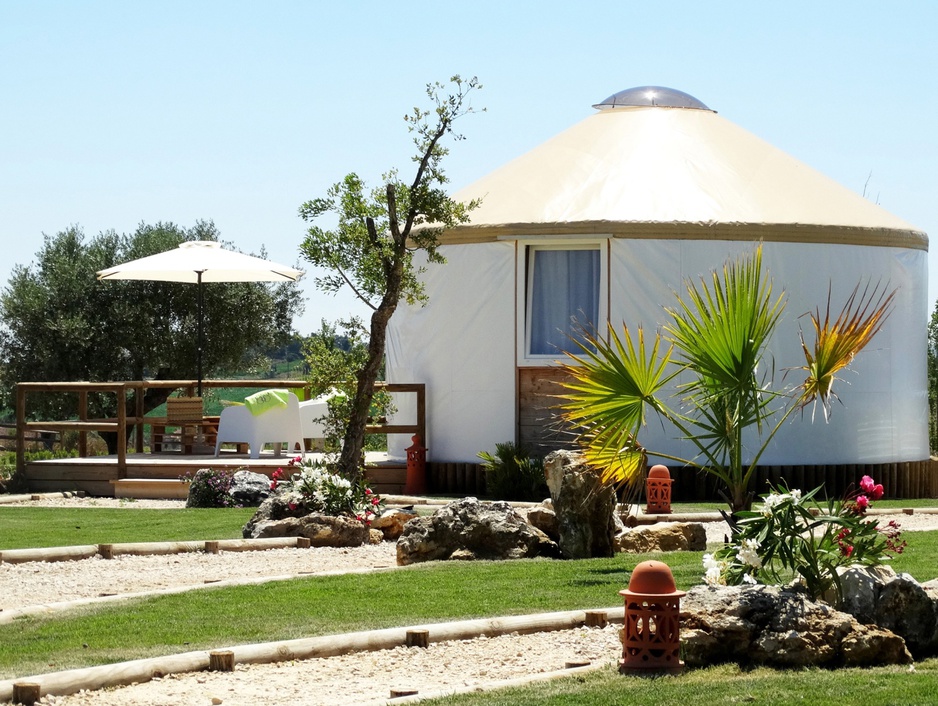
525 245 601 357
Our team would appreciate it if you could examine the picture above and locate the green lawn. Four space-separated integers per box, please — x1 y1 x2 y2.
0 506 257 549
0 505 936 701
420 660 938 705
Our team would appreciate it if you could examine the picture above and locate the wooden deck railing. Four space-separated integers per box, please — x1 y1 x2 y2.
14 380 425 474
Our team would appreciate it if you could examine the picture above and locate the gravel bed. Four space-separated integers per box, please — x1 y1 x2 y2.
36 625 623 706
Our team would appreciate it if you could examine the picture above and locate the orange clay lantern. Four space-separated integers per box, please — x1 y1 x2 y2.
619 560 685 674
645 464 673 514
403 434 427 495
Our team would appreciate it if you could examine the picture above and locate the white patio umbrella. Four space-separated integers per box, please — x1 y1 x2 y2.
96 240 304 396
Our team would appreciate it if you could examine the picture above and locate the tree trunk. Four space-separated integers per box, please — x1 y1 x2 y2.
336 269 403 481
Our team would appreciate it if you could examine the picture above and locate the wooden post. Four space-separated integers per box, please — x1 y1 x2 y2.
116 386 127 478
390 687 419 698
77 389 88 458
209 650 235 672
584 610 608 628
15 385 26 476
205 541 220 554
12 682 40 705
134 383 145 453
405 629 429 648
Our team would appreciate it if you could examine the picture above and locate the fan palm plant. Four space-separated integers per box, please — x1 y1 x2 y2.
558 246 895 514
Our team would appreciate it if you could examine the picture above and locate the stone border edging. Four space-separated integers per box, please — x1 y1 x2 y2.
0 607 625 703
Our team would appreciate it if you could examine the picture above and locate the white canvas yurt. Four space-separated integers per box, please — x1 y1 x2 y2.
385 86 931 497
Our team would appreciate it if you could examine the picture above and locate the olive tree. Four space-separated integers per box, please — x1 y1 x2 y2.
299 76 482 479
0 221 303 451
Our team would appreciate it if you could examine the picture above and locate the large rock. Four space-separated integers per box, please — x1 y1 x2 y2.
681 584 912 667
248 511 370 547
615 521 707 553
371 508 418 541
229 470 273 507
242 493 308 538
396 497 559 566
837 566 938 656
543 450 617 559
524 500 559 541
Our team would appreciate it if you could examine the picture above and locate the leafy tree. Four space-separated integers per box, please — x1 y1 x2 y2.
558 247 894 515
298 76 483 479
0 221 303 451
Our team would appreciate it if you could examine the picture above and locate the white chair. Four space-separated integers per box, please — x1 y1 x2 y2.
298 391 337 450
214 392 304 459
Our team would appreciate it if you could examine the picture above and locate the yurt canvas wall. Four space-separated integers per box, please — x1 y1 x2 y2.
385 86 930 493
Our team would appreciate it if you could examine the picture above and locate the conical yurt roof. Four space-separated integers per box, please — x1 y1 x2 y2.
444 86 926 250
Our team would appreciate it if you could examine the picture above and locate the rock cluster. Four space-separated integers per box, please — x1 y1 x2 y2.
396 497 558 565
682 584 913 667
242 494 417 547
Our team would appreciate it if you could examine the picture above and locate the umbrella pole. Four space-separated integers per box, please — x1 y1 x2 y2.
197 271 204 398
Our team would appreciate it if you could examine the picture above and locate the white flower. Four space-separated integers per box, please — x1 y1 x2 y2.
736 538 763 569
790 489 802 505
702 553 727 586
742 572 758 585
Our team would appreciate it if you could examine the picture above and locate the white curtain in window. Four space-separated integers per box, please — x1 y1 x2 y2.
529 249 600 354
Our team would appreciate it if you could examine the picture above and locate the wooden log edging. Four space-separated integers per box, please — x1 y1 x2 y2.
0 537 309 565
0 607 625 703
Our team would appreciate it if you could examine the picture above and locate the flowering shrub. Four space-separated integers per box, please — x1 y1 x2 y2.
181 467 237 508
273 456 383 524
702 476 905 603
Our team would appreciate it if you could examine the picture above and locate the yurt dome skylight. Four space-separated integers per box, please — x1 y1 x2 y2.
593 86 713 111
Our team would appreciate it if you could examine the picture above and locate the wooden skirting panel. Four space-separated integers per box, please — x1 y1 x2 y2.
427 462 487 496
666 459 938 502
425 460 938 501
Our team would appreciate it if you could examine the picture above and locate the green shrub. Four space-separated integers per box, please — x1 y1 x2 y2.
477 442 547 501
181 468 236 508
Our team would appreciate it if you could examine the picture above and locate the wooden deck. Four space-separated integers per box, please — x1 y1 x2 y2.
23 451 408 499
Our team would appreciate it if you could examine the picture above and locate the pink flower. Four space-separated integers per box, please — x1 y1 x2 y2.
842 544 854 558
270 481 278 490
365 488 372 496
288 502 298 511
371 496 380 506
855 495 870 512
272 469 284 480
859 475 875 494
871 483 884 501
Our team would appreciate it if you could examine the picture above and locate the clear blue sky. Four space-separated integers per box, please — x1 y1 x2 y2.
2 1 936 334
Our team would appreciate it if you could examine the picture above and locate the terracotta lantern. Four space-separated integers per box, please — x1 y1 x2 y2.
403 435 427 495
619 560 685 674
645 464 673 514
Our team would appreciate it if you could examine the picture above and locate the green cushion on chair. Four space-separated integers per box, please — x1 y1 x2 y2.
244 389 290 416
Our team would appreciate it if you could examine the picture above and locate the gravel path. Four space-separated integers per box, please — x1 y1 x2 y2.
2 495 936 706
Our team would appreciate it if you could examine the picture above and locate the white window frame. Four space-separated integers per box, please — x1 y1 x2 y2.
515 239 608 366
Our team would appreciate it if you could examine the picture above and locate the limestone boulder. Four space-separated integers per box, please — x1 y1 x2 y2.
524 501 559 541
242 493 308 538
296 513 371 547
615 522 707 553
396 497 559 566
682 584 912 667
836 566 938 656
543 450 617 559
229 470 273 507
371 508 418 541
